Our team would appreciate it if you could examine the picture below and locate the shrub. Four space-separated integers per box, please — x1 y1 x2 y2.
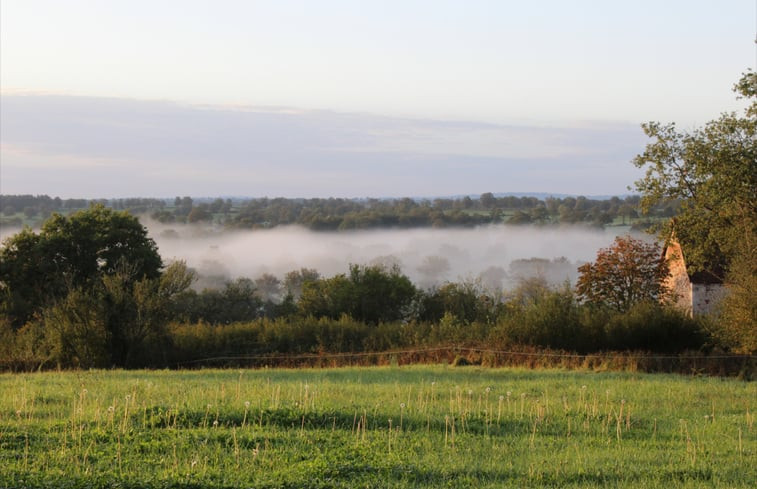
603 302 705 352
494 282 583 350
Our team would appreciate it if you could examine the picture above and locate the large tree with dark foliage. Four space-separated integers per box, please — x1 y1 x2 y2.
0 204 163 327
1 205 198 367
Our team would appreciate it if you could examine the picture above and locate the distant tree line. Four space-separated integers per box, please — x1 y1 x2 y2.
0 195 164 227
1 193 678 231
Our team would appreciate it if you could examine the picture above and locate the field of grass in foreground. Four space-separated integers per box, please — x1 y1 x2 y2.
0 366 754 488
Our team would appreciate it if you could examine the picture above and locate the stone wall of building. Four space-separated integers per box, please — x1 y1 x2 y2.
663 239 693 315
692 283 727 316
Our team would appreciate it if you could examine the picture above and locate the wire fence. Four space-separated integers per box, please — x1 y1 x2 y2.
3 346 753 376
172 346 757 377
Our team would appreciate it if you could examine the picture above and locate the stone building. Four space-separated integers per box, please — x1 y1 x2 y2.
662 235 727 317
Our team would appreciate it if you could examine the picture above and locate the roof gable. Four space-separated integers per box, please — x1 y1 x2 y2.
664 231 724 285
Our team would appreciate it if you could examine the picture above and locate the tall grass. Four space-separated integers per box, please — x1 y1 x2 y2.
1 366 754 488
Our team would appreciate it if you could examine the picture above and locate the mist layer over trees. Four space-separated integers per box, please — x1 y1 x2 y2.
150 223 623 291
0 206 716 371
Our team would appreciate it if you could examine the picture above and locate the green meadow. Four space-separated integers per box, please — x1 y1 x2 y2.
1 366 754 488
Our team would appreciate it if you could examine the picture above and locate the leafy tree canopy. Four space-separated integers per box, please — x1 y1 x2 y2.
632 70 756 279
300 264 416 324
576 236 669 312
0 204 163 327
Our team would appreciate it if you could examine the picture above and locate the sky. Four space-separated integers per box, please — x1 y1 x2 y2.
1 0 755 199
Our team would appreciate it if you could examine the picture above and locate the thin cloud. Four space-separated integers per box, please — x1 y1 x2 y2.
0 94 646 198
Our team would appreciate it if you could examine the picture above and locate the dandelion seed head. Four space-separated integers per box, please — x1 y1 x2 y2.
244 401 251 408
213 420 218 427
485 387 491 393
400 403 405 409
499 395 504 401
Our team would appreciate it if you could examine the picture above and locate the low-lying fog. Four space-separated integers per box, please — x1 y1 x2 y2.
149 224 639 291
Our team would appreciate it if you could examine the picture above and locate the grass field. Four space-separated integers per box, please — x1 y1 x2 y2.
1 366 754 488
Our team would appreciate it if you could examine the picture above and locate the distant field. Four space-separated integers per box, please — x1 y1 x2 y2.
1 367 754 488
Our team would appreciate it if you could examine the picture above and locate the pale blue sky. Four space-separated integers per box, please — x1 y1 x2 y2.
1 0 755 198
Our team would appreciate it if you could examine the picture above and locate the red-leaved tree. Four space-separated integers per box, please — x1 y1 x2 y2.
576 236 669 312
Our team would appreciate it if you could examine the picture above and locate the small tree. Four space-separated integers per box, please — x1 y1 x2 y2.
35 260 195 368
576 236 669 312
299 264 416 324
